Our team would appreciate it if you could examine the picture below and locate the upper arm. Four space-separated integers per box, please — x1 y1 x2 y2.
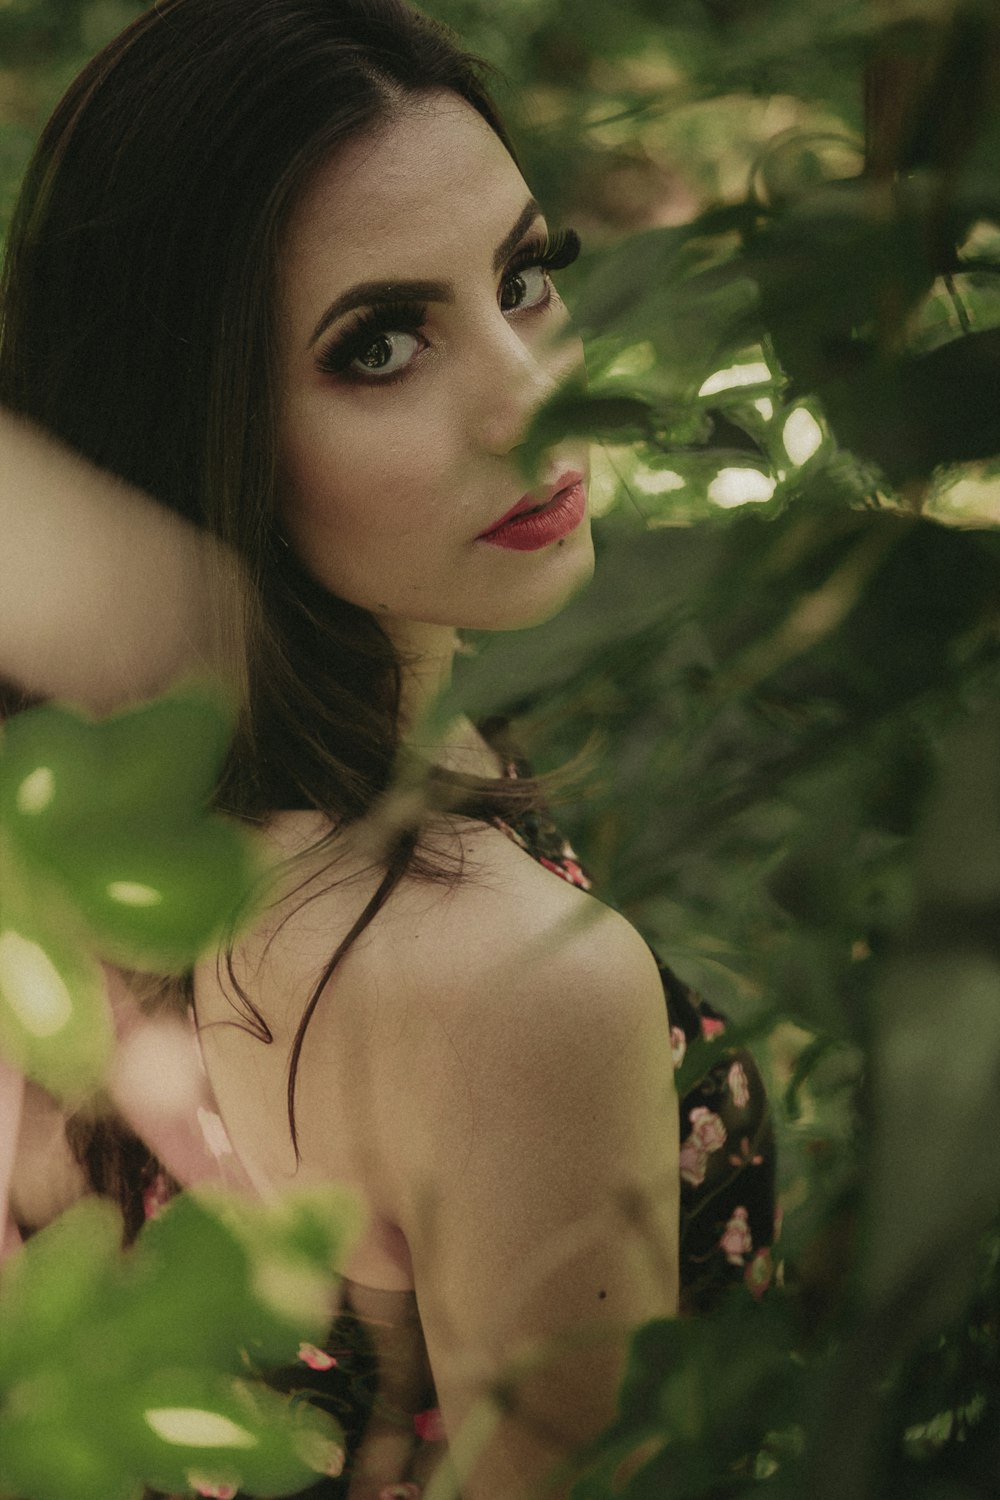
9 1080 88 1231
0 408 235 710
380 881 680 1500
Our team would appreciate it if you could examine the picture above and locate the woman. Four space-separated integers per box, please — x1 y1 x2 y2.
0 3 775 1497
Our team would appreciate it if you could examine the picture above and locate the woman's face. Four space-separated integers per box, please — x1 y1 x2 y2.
277 91 593 639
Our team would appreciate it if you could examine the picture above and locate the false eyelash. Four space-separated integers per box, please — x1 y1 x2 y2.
506 226 582 279
316 298 427 378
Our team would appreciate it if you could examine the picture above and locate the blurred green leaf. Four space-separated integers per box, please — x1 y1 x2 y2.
0 685 261 972
0 863 112 1096
864 707 1000 1325
0 1190 358 1500
569 1296 801 1497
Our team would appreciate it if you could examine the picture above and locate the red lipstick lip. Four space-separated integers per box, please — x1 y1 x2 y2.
478 470 586 540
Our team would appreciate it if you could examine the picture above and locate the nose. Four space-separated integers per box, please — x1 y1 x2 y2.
469 314 585 461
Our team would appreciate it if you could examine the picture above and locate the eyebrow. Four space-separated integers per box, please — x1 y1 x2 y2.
307 196 543 349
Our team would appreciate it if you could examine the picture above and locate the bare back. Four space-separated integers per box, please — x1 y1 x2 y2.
193 807 680 1500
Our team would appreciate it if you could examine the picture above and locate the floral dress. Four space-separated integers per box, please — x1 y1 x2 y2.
146 764 776 1500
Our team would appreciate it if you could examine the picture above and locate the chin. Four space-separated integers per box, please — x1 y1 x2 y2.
469 528 596 632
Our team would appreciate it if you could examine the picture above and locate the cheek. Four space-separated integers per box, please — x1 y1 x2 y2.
282 387 462 535
280 403 384 540
276 396 463 599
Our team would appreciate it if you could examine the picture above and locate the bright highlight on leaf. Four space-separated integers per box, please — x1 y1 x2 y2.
143 1407 258 1449
783 407 824 466
0 929 74 1037
295 1430 346 1478
106 881 163 907
957 217 1000 262
253 1259 334 1326
754 398 774 420
15 766 55 815
930 469 1000 525
605 341 657 380
708 468 777 508
699 360 773 397
634 468 686 495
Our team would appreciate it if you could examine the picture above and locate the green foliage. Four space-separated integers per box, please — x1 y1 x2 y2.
569 1296 801 1496
3 1 1000 1497
0 686 259 965
426 0 1000 1493
0 684 261 1095
0 1191 360 1500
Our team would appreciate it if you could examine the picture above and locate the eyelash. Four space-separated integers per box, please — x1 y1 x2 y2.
316 227 582 385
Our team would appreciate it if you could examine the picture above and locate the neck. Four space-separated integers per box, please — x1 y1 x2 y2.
384 617 499 780
385 619 458 731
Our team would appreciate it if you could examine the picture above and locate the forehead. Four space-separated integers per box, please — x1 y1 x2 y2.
281 92 530 312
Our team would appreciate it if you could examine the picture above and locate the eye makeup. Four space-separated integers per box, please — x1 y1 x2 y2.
315 298 427 382
504 226 581 285
315 226 582 384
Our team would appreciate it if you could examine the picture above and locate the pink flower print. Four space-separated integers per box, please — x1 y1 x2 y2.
561 858 591 890
669 1025 687 1070
744 1247 773 1301
679 1137 708 1187
413 1406 446 1442
689 1106 726 1154
298 1341 338 1371
727 1135 764 1169
700 1015 726 1041
720 1206 753 1267
539 854 589 888
727 1060 750 1109
560 843 592 888
186 1476 238 1500
143 1171 173 1221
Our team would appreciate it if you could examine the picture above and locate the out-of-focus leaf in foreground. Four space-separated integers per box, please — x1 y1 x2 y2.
865 705 1000 1325
568 1294 802 1497
0 683 261 1094
0 684 260 968
0 1189 363 1500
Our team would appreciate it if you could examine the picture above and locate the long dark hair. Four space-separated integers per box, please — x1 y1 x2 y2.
0 0 555 1166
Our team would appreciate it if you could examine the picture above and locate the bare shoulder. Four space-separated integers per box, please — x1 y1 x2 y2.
362 815 667 1044
244 809 660 1013
217 811 674 1199
241 811 671 1127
